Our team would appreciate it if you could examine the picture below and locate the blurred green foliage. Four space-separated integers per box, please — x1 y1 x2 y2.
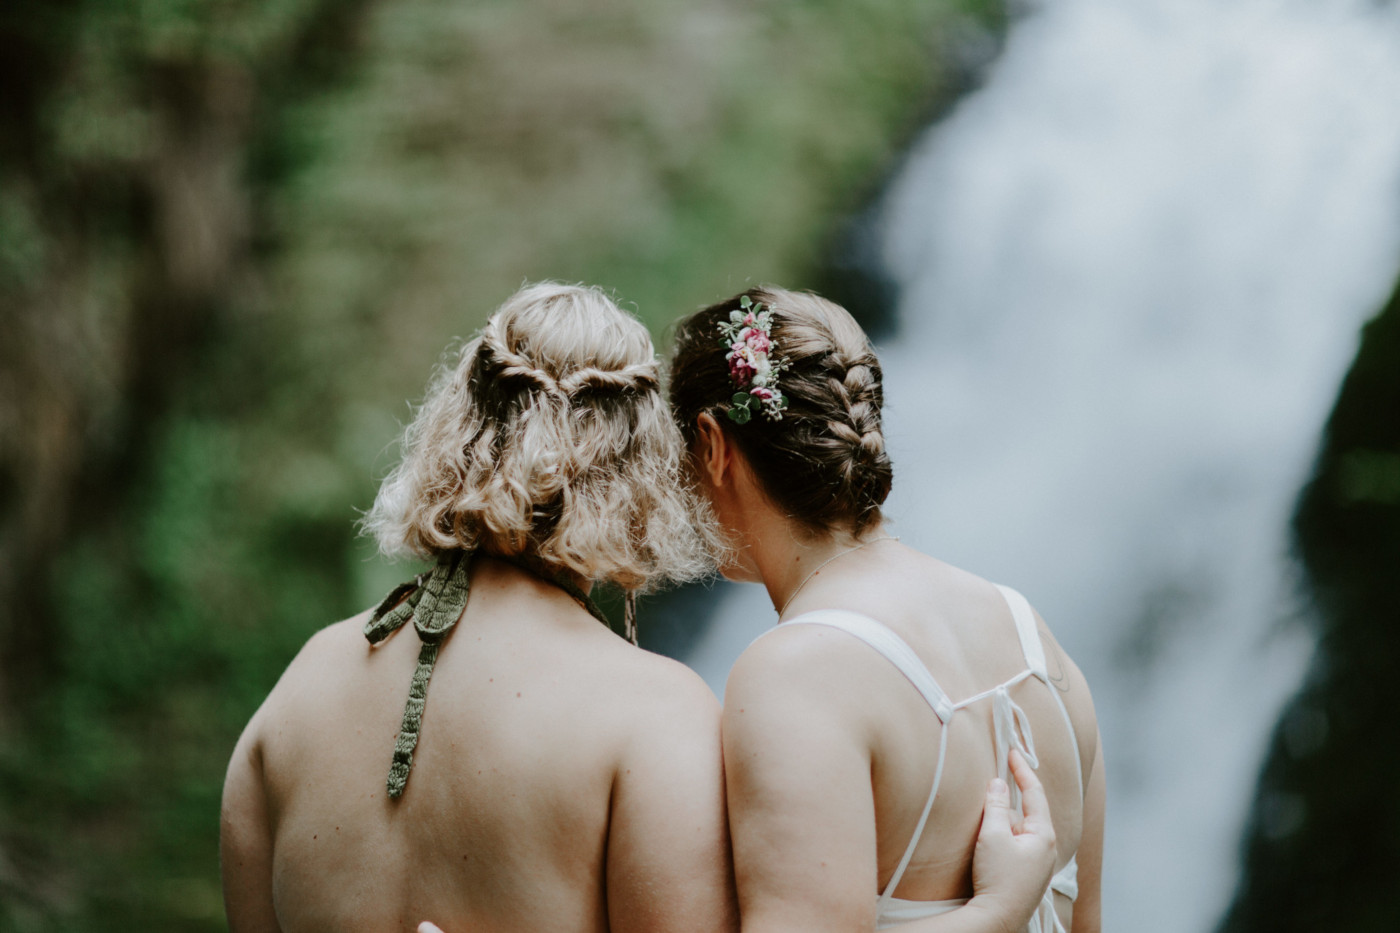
0 0 1004 928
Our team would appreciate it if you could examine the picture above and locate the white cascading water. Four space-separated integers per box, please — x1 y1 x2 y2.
681 1 1400 930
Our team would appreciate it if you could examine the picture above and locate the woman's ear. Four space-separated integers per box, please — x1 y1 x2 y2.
694 412 730 489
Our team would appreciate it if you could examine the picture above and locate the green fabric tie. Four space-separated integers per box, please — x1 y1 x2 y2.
365 550 613 799
364 550 473 798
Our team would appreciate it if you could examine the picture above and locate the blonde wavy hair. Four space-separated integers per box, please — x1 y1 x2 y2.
365 282 720 591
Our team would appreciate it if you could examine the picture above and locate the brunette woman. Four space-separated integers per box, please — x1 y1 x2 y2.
669 287 1104 932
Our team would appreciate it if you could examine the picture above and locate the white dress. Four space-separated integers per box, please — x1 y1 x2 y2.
776 586 1083 932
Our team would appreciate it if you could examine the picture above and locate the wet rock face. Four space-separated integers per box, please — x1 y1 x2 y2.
1222 271 1400 933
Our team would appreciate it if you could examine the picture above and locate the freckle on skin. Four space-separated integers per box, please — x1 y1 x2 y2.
516 692 521 698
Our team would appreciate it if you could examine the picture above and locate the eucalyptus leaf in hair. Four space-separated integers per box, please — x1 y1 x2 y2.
718 298 790 421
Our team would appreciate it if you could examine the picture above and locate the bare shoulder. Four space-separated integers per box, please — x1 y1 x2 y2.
1014 596 1093 705
241 610 374 736
578 639 723 790
730 621 849 683
725 621 879 723
614 641 721 728
275 610 369 685
721 623 878 799
927 557 1095 711
1021 597 1100 773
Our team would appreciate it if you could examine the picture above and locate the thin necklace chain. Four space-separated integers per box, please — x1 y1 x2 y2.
777 534 899 618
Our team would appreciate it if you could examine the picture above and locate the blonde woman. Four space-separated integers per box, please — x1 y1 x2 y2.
667 287 1105 932
222 283 1054 933
221 283 731 932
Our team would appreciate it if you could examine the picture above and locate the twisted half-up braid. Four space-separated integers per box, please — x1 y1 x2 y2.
476 318 569 401
365 282 722 591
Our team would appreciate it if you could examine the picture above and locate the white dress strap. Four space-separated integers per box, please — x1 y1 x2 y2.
1050 857 1079 901
877 727 951 913
782 600 1084 928
779 610 955 911
782 610 956 723
1051 688 1085 796
994 585 1086 796
994 584 1047 682
994 585 1083 928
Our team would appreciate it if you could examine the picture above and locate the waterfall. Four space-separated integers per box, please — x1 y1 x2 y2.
680 1 1400 930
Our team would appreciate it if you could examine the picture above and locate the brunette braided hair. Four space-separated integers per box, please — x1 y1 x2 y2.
669 286 893 535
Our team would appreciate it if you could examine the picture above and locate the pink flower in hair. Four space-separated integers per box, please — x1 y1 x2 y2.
716 296 791 424
728 350 757 385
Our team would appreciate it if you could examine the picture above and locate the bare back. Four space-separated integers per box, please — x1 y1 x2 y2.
222 559 734 933
722 544 1104 933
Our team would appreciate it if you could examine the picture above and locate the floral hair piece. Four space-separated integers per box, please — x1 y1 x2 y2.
717 295 791 424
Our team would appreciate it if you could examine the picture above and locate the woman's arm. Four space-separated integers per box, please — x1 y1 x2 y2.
723 633 1053 933
1069 730 1105 933
221 716 283 933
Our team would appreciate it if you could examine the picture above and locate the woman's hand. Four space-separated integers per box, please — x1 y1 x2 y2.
965 748 1057 929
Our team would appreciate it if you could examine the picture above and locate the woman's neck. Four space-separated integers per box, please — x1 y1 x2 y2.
749 515 891 618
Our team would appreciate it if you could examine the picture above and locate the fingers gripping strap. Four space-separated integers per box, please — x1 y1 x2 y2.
995 584 1048 682
992 682 1041 815
995 585 1086 796
782 610 955 722
993 586 1079 930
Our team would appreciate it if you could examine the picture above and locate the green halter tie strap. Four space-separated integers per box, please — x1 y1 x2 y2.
364 549 474 798
364 550 620 799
